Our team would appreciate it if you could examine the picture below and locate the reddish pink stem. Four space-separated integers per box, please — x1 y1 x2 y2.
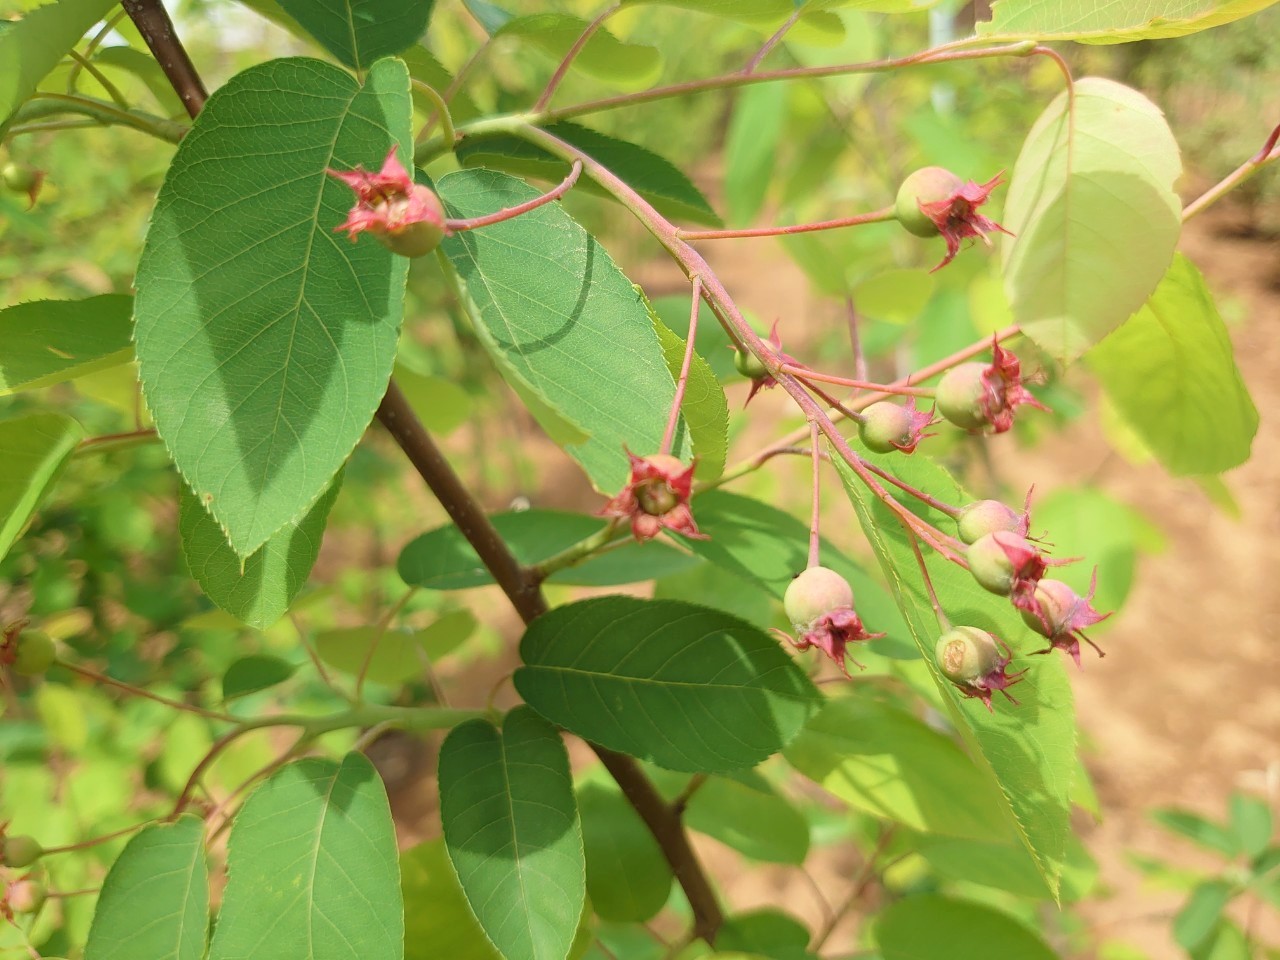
446 160 583 232
807 421 823 568
861 459 962 519
533 3 621 112
906 530 950 630
661 276 703 456
677 207 895 241
743 7 802 74
780 364 936 397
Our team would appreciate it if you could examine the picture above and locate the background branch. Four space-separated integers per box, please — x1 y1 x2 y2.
121 0 207 118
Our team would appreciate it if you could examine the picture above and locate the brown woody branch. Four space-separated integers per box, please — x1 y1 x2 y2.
121 0 207 118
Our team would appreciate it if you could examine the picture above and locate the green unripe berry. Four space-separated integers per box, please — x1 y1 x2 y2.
5 871 47 915
858 401 913 454
784 566 853 630
936 626 1001 684
11 630 55 676
634 454 685 516
956 500 1022 545
935 362 991 430
965 532 1029 595
1019 579 1076 638
733 348 769 381
0 835 43 868
894 166 963 238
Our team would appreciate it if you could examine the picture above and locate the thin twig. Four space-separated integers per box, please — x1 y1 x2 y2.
533 3 621 112
1183 121 1280 221
445 160 583 232
661 276 703 456
812 827 897 950
64 50 130 109
808 421 822 569
121 0 207 119
677 206 895 241
59 660 236 722
743 7 803 74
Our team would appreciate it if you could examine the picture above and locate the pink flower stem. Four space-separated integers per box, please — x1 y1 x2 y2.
676 207 895 241
796 378 866 425
510 124 965 568
446 160 584 232
808 420 822 569
660 275 703 457
533 2 621 112
1183 121 1280 221
860 459 963 519
846 297 867 386
743 7 803 74
542 41 1038 123
41 821 151 857
57 659 237 722
778 364 936 397
906 529 950 630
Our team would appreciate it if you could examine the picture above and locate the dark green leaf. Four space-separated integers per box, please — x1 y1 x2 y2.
1088 255 1258 475
654 560 775 625
876 894 1058 960
724 82 787 225
207 754 402 960
718 909 813 960
135 57 411 558
83 816 209 960
515 596 822 773
439 707 584 960
651 312 730 481
438 169 690 493
275 0 436 69
397 509 699 590
688 490 915 659
1191 921 1252 960
1174 881 1236 951
1151 808 1240 857
1003 78 1182 362
455 122 721 226
221 655 297 701
909 831 1098 902
1229 794 1273 860
0 412 83 564
0 295 133 394
180 472 342 630
834 452 1077 897
684 772 810 864
0 0 118 126
578 781 672 922
785 697 1011 841
315 609 477 684
401 839 500 960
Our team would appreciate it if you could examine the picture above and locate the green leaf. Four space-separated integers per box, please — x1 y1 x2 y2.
876 894 1058 960
496 14 662 88
134 57 411 558
578 781 672 922
0 413 83 564
806 0 938 11
1002 78 1182 363
83 816 209 960
397 509 698 590
401 839 501 960
394 364 473 436
620 0 794 27
785 697 1011 841
687 490 916 659
93 46 185 117
852 270 937 326
1175 881 1236 952
1229 793 1273 860
455 122 721 226
833 452 1077 897
439 707 585 960
180 472 342 630
1031 487 1138 612
463 0 513 33
977 0 1280 42
0 0 118 126
438 168 692 493
909 831 1098 902
274 0 436 70
0 296 133 395
718 909 813 960
1191 921 1252 960
515 596 822 773
221 655 297 701
683 772 810 864
207 753 402 960
651 313 730 482
1087 255 1258 475
1151 808 1240 857
314 609 477 684
724 82 788 225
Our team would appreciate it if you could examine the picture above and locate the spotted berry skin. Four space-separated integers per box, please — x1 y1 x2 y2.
895 167 964 237
956 500 1023 545
858 402 913 454
784 566 854 631
0 835 43 869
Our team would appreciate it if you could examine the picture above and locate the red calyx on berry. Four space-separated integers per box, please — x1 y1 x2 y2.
935 341 1049 434
894 166 1012 271
858 400 935 455
327 146 448 257
1021 574 1111 666
935 626 1025 711
598 451 706 543
780 566 884 677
